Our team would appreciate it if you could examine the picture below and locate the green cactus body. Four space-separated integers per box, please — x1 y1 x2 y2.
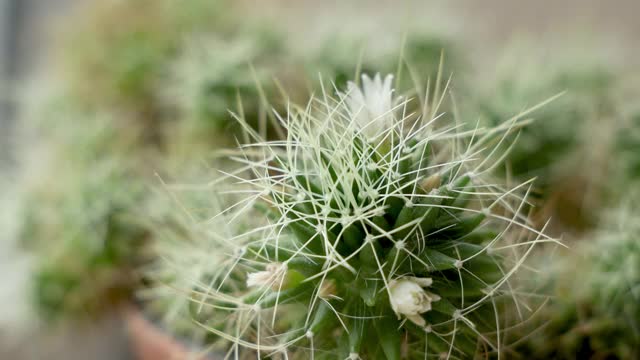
149 72 553 359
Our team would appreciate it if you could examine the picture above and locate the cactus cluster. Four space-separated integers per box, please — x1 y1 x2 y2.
18 1 640 358
163 32 283 137
24 0 467 325
61 0 283 148
472 46 616 182
18 106 150 321
615 111 640 183
517 201 640 359
468 46 622 233
303 32 460 91
63 0 229 114
147 73 554 359
20 0 281 323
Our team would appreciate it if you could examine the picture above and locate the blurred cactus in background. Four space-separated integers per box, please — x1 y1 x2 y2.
302 31 462 91
19 0 278 323
20 0 463 326
469 45 621 233
515 201 639 359
18 102 150 321
145 72 555 359
161 30 285 147
615 110 640 183
10 0 640 358
63 0 228 115
474 44 616 176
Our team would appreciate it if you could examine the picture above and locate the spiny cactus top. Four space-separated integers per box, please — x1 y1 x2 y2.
150 73 554 359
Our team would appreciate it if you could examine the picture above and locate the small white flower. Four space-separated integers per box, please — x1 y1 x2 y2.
246 262 287 290
345 73 396 140
388 276 440 327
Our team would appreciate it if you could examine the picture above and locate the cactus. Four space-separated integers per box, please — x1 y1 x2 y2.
19 106 150 322
147 72 555 359
472 46 616 183
23 159 148 321
60 0 284 147
21 0 283 321
161 30 284 145
303 32 461 91
62 0 229 114
468 46 621 233
615 111 640 183
515 201 640 359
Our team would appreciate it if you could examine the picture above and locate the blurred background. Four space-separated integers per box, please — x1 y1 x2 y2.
0 0 638 359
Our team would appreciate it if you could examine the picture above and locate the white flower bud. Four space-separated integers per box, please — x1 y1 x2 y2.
246 262 287 290
388 276 440 327
345 73 395 140
318 279 337 299
419 174 441 193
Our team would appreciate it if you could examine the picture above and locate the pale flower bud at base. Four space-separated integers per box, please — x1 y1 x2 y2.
388 276 440 327
246 262 287 290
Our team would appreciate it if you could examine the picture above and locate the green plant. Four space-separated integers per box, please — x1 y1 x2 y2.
301 31 461 92
23 159 148 321
147 72 554 359
615 110 640 183
161 30 284 144
19 106 151 322
61 0 278 147
515 201 640 359
477 55 613 179
63 0 228 112
469 46 620 233
22 0 285 322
